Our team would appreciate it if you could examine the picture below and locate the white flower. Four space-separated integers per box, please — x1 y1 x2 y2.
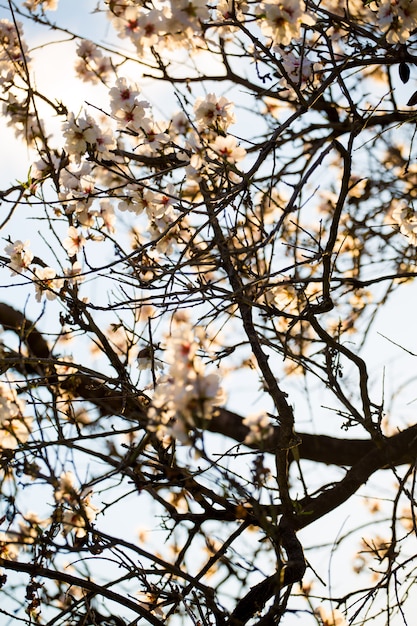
392 202 417 246
55 472 99 538
0 382 31 450
34 266 64 302
208 135 246 164
23 0 57 11
257 0 313 46
194 93 236 131
63 113 99 157
63 226 86 256
63 113 115 161
4 240 33 274
109 77 150 130
75 40 112 84
373 0 417 44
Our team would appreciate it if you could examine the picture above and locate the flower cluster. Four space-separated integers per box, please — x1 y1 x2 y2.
33 266 64 302
0 382 31 451
75 40 113 84
186 93 246 185
54 471 99 539
391 201 417 246
0 19 29 83
107 1 210 56
147 317 226 444
257 0 314 47
278 50 319 93
371 0 417 43
63 112 116 163
23 0 58 11
4 240 33 275
109 77 150 132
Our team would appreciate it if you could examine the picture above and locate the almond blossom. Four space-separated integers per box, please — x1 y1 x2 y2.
63 113 115 162
391 201 417 246
257 0 313 47
0 382 31 451
4 240 33 274
314 606 348 626
147 320 226 444
34 266 64 301
62 226 86 257
372 0 417 44
243 412 274 445
194 93 236 132
75 39 113 84
109 77 150 131
54 471 99 539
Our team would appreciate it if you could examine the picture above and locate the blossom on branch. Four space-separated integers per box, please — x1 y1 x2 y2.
194 93 236 133
0 382 31 451
54 471 99 539
62 226 86 257
391 201 417 245
257 0 314 47
4 240 33 275
33 266 64 302
147 319 226 445
75 40 113 84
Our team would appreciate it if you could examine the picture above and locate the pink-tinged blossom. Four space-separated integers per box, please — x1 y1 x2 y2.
257 0 314 47
109 77 141 112
99 200 116 233
59 164 96 215
146 183 177 220
391 201 417 245
63 113 115 162
63 113 99 157
64 261 84 285
208 135 247 164
34 267 64 302
118 183 157 215
169 0 211 28
31 152 62 181
75 39 112 84
314 606 348 626
373 0 417 44
194 93 236 132
216 0 248 21
279 50 317 91
109 77 150 130
4 240 33 274
148 209 178 255
0 382 31 451
0 19 30 70
137 120 171 155
147 321 226 445
113 6 163 47
54 471 99 538
63 226 86 257
170 111 192 138
23 0 58 10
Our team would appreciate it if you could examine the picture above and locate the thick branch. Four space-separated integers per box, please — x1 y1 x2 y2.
0 558 163 625
1 303 414 471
